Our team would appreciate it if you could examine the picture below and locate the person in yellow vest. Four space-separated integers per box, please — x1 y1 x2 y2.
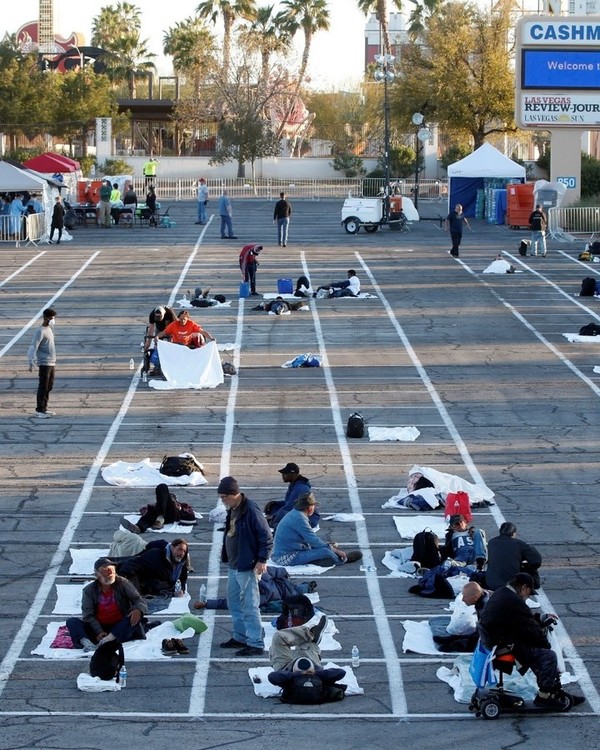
143 158 158 186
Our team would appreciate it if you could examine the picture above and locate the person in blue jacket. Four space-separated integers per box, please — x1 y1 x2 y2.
265 462 320 530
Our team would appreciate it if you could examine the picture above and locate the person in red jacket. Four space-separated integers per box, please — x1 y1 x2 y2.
239 244 262 296
157 310 213 348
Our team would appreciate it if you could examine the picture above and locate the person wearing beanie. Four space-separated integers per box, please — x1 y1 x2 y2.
485 522 542 591
218 475 273 656
28 308 57 418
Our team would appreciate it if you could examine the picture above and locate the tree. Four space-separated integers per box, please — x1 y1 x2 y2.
356 0 403 56
236 5 291 81
51 70 119 156
391 0 516 148
91 3 156 98
196 0 257 79
163 17 216 92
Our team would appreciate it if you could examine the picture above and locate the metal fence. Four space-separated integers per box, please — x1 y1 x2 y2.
130 177 449 202
0 213 47 247
548 206 600 238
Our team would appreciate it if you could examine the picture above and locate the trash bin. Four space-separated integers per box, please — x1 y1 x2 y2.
277 278 293 294
239 282 250 298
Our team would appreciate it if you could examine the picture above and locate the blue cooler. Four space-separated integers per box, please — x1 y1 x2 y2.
277 278 293 295
239 281 250 298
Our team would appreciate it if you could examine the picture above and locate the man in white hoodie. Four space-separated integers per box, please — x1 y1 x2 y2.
28 307 57 418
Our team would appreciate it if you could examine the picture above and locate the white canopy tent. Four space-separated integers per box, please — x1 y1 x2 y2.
0 161 47 192
447 143 525 217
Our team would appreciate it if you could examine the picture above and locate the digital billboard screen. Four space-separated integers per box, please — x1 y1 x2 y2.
522 49 600 90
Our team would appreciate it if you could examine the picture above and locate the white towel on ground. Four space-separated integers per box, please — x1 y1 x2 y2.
268 560 335 575
69 548 109 575
320 513 365 522
176 298 232 308
368 426 420 442
101 458 207 487
381 549 419 576
563 333 600 343
249 662 363 697
148 340 224 390
121 513 200 534
32 621 195 660
402 620 455 655
393 515 447 540
76 673 121 692
52 584 191 615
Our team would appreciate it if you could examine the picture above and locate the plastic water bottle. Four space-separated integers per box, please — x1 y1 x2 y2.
351 645 360 668
199 583 207 603
129 358 134 370
142 371 147 383
119 665 127 688
174 580 182 595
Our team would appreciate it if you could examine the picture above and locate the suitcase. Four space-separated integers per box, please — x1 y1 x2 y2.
277 278 293 294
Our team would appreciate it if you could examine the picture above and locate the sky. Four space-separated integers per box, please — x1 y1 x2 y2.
1 0 371 90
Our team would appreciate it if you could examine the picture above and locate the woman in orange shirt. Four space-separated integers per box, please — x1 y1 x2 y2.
158 310 214 348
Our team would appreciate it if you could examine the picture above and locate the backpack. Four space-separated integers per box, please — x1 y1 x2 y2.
579 250 592 261
580 277 597 296
275 594 315 630
280 673 346 704
89 639 125 682
159 453 204 477
408 568 454 599
346 412 365 439
579 322 600 336
411 529 442 569
444 491 472 523
519 239 530 257
590 241 600 253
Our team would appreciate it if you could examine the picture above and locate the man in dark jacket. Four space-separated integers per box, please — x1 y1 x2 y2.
485 522 542 590
66 557 147 651
49 196 65 244
118 538 189 608
265 462 319 529
218 475 273 656
273 191 292 247
479 573 583 709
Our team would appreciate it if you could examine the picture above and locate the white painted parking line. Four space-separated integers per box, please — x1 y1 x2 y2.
0 251 100 359
0 251 46 287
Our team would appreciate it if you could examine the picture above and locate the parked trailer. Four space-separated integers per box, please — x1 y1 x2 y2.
340 196 419 234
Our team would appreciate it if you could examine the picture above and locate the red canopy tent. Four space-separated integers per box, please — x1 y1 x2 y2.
23 153 80 173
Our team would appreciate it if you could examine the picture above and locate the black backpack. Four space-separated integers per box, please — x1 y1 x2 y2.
89 639 125 682
580 277 597 296
411 528 442 569
518 240 530 257
276 594 315 630
579 322 600 336
346 412 365 439
280 673 346 704
159 454 204 477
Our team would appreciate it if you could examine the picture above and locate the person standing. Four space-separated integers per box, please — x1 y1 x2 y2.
273 191 292 247
28 308 57 418
239 244 262 296
445 203 472 257
196 178 209 225
529 203 547 257
98 179 112 228
145 185 157 227
48 196 65 244
218 189 237 239
218 475 273 656
143 157 158 186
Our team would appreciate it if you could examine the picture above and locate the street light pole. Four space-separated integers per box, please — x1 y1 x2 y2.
374 54 395 222
411 112 430 213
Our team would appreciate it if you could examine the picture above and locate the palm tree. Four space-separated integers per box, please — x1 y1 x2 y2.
406 0 444 39
107 34 156 98
196 0 257 78
277 0 330 91
236 5 291 81
91 2 142 48
163 17 216 91
356 0 403 56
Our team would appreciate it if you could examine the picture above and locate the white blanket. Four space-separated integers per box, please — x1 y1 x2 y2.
368 426 420 442
320 513 365 522
121 513 200 534
269 561 335 575
149 340 224 390
176 297 232 309
381 549 419 577
249 662 363 697
52 583 191 615
482 259 519 274
393 515 447 539
69 548 109 575
385 465 495 507
402 620 456 655
101 458 208 487
77 673 121 692
563 333 600 343
33 621 195 660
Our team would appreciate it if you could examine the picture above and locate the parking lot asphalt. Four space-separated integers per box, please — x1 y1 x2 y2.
1 198 599 746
